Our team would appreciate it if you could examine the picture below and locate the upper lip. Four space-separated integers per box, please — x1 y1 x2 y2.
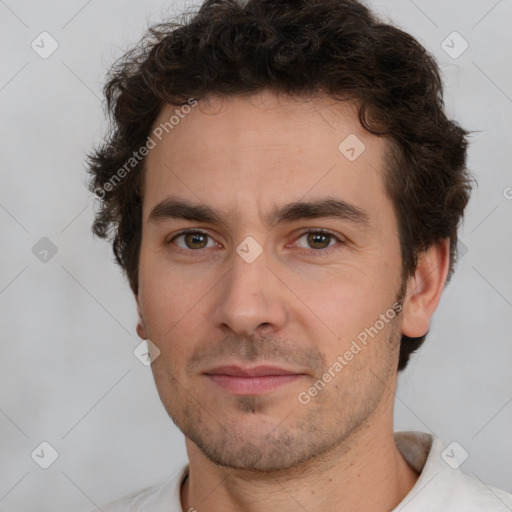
204 365 302 377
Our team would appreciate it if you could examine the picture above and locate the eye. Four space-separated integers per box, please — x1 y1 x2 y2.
294 230 342 251
169 230 218 250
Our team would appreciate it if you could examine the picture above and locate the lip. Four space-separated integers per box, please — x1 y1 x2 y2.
204 365 304 395
206 365 300 377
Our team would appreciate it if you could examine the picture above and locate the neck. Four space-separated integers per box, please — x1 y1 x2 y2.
181 419 419 512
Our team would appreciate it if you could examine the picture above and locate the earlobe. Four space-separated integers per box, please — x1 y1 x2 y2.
135 296 148 340
401 239 450 338
136 321 147 340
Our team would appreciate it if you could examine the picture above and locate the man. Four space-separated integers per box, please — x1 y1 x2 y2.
87 0 511 510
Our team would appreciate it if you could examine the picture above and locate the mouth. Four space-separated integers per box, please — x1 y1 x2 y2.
204 365 306 395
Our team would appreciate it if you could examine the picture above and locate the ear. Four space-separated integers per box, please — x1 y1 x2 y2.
135 295 148 340
401 239 450 338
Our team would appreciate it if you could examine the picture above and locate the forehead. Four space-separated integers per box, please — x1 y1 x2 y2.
142 91 391 226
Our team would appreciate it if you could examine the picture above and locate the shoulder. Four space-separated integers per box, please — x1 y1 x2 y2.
404 468 512 511
97 466 188 512
395 431 512 511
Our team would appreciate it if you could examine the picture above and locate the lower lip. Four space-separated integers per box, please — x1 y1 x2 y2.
207 374 302 394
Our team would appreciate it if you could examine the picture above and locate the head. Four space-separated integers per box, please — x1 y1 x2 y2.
88 0 472 471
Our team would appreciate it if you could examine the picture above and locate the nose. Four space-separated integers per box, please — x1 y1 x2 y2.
212 246 288 337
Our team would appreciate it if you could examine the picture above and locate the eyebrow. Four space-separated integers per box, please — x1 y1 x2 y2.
149 198 223 224
148 197 370 228
268 197 370 227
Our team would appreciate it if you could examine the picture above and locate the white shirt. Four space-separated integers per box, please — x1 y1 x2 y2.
100 431 512 511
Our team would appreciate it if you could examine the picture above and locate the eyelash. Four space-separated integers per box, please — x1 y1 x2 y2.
291 228 344 256
167 229 344 257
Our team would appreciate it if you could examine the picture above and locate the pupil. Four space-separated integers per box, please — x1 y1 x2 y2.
308 233 329 249
186 232 206 249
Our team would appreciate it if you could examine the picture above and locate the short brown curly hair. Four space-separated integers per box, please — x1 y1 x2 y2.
87 0 473 371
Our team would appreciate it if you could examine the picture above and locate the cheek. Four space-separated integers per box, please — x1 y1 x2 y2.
138 254 207 346
291 264 385 323
287 263 400 360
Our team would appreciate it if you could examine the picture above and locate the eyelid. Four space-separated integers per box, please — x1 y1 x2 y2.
166 228 345 253
167 229 220 249
292 228 345 245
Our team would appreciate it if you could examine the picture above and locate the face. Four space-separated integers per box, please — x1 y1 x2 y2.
137 91 406 471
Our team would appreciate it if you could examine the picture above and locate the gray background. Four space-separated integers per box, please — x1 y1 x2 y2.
0 0 511 510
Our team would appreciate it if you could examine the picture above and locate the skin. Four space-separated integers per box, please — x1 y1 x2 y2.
135 90 450 512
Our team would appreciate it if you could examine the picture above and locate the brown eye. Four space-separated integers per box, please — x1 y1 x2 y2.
292 230 343 254
171 231 215 250
184 232 208 249
306 232 333 249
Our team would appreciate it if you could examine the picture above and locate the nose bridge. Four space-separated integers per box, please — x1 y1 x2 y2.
214 243 286 334
230 246 269 297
